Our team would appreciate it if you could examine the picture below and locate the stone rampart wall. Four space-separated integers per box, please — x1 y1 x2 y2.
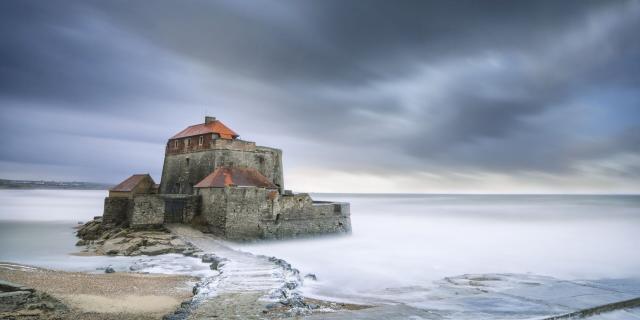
262 195 351 239
130 195 165 228
158 194 200 224
198 188 229 236
198 187 351 241
102 197 130 226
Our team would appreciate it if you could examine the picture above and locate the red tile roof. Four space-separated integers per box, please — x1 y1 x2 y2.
194 167 277 189
170 120 239 140
110 174 154 192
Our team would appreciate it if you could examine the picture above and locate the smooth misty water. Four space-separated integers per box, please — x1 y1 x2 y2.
230 193 640 302
1 190 639 304
0 190 214 276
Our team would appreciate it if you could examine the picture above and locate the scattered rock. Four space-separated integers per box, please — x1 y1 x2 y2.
104 266 115 273
304 273 317 281
0 280 35 293
265 302 284 310
285 281 298 290
182 248 197 256
201 253 227 270
280 294 306 308
0 281 68 317
200 253 217 263
0 291 31 310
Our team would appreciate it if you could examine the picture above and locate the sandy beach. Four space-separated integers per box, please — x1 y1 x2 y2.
0 262 195 319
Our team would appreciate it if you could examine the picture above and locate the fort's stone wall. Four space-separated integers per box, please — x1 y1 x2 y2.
159 194 200 224
198 187 351 241
130 195 165 228
159 142 283 195
181 195 200 223
102 197 130 226
263 197 352 239
199 188 230 236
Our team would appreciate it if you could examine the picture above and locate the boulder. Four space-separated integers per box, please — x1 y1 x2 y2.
0 280 34 293
202 254 227 270
138 244 172 256
201 253 217 263
100 237 128 255
120 237 144 255
182 248 197 256
104 266 115 273
76 221 103 240
0 291 31 312
284 281 298 290
169 238 187 247
304 273 317 281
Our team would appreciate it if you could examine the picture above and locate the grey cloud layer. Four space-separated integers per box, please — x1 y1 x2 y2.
0 0 638 190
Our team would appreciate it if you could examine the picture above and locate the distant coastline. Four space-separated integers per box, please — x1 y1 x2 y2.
0 179 111 190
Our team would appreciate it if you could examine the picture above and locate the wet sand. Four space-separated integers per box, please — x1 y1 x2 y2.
0 262 195 319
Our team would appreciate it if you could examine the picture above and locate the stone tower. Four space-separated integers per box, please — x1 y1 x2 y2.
159 116 284 195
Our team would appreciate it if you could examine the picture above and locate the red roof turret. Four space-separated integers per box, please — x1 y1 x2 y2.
170 117 239 140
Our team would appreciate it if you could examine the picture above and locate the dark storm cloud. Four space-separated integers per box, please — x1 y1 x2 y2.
0 0 638 190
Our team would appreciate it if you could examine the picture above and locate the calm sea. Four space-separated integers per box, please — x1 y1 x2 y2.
1 190 639 300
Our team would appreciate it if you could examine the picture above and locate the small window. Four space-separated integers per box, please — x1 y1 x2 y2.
211 133 219 140
198 136 204 146
174 140 179 149
185 138 191 147
186 158 190 165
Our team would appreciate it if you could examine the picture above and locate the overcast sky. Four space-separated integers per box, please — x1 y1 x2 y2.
1 0 639 193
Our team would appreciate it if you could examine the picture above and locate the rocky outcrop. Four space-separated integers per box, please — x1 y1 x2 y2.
76 221 199 256
0 280 68 319
75 218 104 240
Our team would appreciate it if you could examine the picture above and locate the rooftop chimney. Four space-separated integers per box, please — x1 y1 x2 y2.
205 116 216 124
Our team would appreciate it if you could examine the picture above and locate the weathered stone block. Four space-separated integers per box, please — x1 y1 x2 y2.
130 195 165 228
102 197 130 226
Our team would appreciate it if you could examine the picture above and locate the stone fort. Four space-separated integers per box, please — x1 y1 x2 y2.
101 116 351 240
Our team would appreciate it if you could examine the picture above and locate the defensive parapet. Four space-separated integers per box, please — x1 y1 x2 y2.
197 186 351 241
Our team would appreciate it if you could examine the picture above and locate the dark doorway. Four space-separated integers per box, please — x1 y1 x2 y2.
164 198 186 223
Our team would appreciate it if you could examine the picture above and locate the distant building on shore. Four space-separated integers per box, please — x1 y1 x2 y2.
102 116 351 240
